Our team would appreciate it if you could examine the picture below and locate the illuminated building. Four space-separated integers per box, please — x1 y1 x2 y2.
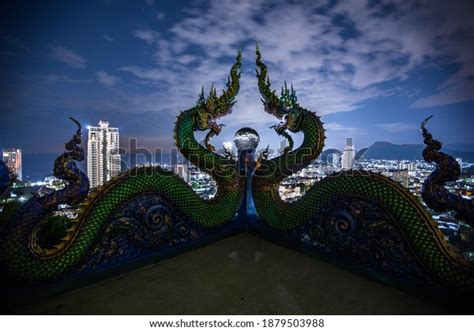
2 148 22 181
332 153 341 168
342 138 355 170
87 120 121 188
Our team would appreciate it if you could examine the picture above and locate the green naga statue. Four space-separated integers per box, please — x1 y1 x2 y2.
252 47 474 292
0 51 244 282
0 48 472 297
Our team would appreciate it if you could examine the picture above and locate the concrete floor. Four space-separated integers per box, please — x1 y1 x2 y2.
15 233 448 314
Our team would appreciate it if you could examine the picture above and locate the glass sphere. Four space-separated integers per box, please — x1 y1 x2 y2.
233 127 260 151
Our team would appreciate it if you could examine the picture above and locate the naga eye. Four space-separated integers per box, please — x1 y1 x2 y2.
280 105 290 114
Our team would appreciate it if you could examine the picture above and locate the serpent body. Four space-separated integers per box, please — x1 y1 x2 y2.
421 116 474 225
0 52 244 282
252 48 474 290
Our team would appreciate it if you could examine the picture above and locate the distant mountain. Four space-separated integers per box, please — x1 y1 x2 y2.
355 148 368 161
362 142 474 162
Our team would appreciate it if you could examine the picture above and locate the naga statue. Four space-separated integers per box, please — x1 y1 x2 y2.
252 48 474 293
0 49 472 297
0 51 244 282
421 116 474 225
0 118 90 281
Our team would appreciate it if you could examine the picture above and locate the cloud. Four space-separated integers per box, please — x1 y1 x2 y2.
325 122 359 132
48 45 86 68
376 122 418 133
115 0 474 152
33 74 90 84
134 29 160 44
411 88 474 108
103 34 114 42
120 66 162 81
120 0 473 130
411 68 474 108
17 0 472 153
156 12 165 20
96 71 120 87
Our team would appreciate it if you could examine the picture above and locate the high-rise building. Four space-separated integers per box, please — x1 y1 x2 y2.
87 120 121 188
332 153 341 168
2 148 22 181
342 138 355 170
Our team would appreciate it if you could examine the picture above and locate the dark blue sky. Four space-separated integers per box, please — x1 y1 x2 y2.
0 0 473 154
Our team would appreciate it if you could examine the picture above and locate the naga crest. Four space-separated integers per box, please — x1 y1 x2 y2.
255 46 303 134
195 50 242 136
66 117 84 161
420 115 443 154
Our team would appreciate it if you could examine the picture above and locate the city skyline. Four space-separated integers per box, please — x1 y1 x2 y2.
0 0 473 155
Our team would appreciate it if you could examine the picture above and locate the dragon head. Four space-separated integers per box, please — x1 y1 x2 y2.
195 85 228 136
195 50 242 137
421 115 442 151
66 117 85 161
255 46 303 134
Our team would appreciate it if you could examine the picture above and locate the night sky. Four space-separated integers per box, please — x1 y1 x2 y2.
1 0 473 157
